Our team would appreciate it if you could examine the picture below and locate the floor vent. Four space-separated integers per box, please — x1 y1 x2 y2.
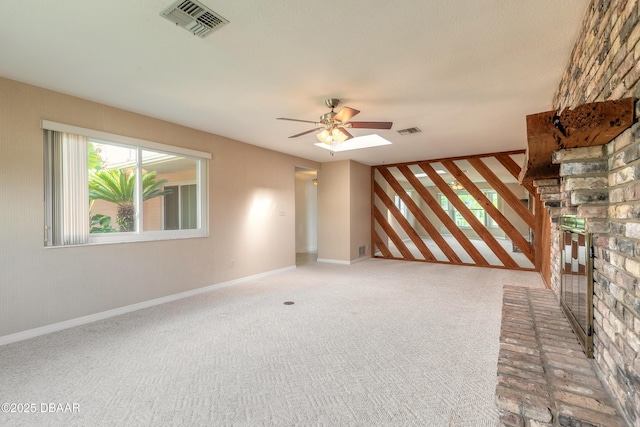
397 127 422 135
160 0 229 38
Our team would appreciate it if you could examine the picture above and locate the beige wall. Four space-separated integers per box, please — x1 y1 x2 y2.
317 160 371 263
349 160 371 260
0 77 319 338
317 161 351 262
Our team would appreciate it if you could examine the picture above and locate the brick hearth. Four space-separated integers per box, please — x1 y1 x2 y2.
496 286 627 426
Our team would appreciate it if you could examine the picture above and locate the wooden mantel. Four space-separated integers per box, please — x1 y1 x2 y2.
519 97 636 184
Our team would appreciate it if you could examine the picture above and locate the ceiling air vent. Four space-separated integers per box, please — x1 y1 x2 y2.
397 127 422 136
160 0 229 38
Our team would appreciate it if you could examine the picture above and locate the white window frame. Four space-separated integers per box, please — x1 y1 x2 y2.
162 179 197 231
438 190 500 229
43 120 210 246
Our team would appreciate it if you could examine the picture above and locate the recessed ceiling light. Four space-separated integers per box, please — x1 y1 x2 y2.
436 170 446 174
414 173 427 178
314 134 392 152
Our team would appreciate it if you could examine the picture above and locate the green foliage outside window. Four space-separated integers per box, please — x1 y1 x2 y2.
438 191 498 228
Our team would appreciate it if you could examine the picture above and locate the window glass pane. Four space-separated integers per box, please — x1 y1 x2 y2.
163 185 180 230
88 141 137 233
181 184 197 229
140 150 198 232
438 193 449 211
394 193 409 218
45 124 209 246
487 191 498 227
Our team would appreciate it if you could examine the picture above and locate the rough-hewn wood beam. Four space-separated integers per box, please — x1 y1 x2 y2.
520 97 635 184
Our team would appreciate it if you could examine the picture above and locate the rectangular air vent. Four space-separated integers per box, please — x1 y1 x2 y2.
397 127 422 136
161 0 229 38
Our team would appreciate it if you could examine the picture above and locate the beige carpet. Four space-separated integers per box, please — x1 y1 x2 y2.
379 235 534 269
0 259 544 426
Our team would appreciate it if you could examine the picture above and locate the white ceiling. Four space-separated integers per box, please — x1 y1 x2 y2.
0 1 588 166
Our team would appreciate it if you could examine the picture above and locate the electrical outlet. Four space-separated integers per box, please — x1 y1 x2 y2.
230 259 235 268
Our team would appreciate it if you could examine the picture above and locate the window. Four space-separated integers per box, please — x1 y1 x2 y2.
394 190 415 222
163 183 197 230
438 190 499 228
43 121 209 246
394 194 409 218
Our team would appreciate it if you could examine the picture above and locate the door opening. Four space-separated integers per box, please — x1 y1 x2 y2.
294 167 318 266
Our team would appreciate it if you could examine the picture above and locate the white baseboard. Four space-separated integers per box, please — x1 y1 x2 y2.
316 258 351 265
317 256 370 265
0 265 296 347
350 255 371 264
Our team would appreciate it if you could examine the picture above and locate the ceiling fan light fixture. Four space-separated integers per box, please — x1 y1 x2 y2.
450 180 464 191
278 98 392 143
317 129 330 141
315 134 392 152
316 127 347 145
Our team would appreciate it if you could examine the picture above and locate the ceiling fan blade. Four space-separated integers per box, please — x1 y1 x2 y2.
348 121 393 129
338 128 353 140
333 107 360 123
289 128 322 138
277 117 318 124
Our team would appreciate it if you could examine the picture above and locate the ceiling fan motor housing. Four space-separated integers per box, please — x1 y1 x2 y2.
325 98 340 110
276 98 392 139
320 111 337 126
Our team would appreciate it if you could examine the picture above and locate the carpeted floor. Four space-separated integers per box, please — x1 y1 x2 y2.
379 236 534 269
0 259 544 426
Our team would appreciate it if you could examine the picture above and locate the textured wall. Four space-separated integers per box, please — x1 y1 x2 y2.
548 0 640 422
317 160 372 263
0 77 319 338
349 160 372 261
317 160 352 262
554 0 640 109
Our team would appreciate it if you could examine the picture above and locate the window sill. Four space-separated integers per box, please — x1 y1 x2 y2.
44 231 209 248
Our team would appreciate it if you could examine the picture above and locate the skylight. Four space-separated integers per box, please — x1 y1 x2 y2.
314 134 392 152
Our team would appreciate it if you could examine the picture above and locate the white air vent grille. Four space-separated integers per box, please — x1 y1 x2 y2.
397 127 422 135
161 0 229 38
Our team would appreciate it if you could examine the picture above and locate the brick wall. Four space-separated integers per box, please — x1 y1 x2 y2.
546 1 640 423
554 0 640 109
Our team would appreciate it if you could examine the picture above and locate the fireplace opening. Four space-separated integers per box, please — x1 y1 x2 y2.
559 216 594 358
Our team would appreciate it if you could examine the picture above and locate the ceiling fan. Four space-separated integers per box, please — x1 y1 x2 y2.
277 98 393 144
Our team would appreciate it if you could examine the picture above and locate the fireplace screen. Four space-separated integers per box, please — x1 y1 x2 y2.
560 216 593 357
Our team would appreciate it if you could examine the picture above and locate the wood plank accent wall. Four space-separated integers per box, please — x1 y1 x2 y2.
372 150 538 271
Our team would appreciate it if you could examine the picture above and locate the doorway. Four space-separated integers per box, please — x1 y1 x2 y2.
294 167 318 266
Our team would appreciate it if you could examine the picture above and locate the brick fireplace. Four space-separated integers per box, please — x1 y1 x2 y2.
515 0 640 423
534 117 640 423
559 216 594 358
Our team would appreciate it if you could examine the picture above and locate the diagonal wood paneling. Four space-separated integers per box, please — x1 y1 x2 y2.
495 153 535 194
422 162 520 269
373 180 436 261
376 167 460 263
373 230 393 258
442 160 534 265
396 165 488 265
373 206 415 260
467 158 535 229
372 150 537 271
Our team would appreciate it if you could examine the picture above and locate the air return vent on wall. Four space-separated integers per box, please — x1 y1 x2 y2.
160 0 229 38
